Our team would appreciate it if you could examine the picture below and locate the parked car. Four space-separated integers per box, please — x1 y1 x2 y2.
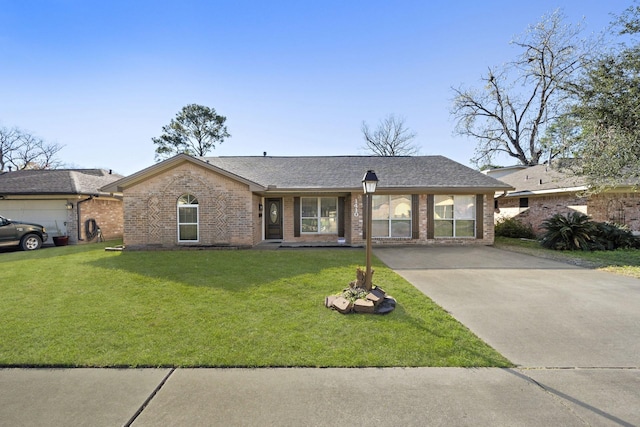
0 215 48 250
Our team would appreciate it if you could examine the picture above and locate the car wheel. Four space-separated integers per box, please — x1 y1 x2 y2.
20 234 42 251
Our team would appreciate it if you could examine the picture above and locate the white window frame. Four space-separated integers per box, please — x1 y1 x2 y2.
372 194 412 238
177 194 199 242
301 197 338 234
434 195 476 238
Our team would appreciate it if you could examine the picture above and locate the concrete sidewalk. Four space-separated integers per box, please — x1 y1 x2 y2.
1 367 639 426
1 246 639 426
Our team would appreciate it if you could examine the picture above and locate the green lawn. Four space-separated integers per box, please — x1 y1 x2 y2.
494 236 640 278
0 242 511 368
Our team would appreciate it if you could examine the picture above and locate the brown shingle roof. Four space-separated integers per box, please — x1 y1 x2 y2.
101 154 513 193
201 155 513 191
0 169 123 195
497 164 587 196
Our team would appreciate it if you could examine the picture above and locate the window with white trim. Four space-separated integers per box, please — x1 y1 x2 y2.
301 197 337 233
434 195 475 237
372 195 412 238
177 194 199 242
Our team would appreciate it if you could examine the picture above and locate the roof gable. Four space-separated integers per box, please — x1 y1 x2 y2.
101 154 265 193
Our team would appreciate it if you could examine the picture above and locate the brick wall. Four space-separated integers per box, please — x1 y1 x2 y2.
588 192 640 232
497 191 640 235
350 192 364 245
76 197 124 243
122 162 255 249
282 196 294 241
497 194 588 235
252 194 263 245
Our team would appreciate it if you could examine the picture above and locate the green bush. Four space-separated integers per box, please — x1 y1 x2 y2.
592 222 640 250
495 217 536 239
540 212 597 251
540 212 640 251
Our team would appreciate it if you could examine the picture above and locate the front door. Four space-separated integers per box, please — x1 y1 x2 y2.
265 198 283 240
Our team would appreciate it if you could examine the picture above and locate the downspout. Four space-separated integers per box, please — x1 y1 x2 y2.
76 195 94 241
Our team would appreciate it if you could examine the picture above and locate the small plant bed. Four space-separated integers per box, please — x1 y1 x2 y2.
325 268 396 314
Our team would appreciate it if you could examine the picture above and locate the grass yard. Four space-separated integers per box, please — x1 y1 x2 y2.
0 242 511 368
494 236 640 278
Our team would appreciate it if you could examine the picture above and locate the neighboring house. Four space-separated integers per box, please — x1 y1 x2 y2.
0 169 124 244
491 164 640 235
101 154 513 249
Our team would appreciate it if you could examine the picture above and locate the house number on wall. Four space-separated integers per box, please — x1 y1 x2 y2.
353 198 359 217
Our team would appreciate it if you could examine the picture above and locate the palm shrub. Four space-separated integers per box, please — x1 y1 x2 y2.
495 217 536 239
540 212 597 251
592 222 640 250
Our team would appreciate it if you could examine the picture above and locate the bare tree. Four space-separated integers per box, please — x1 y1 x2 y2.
0 127 21 171
451 10 590 166
0 126 63 171
361 114 419 156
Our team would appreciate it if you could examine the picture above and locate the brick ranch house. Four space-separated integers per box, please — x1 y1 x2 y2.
0 168 124 244
101 154 513 249
491 164 640 235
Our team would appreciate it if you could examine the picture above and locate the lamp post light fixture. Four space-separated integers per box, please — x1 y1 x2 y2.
362 170 378 291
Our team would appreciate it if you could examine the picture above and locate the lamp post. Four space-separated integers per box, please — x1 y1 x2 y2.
362 170 378 291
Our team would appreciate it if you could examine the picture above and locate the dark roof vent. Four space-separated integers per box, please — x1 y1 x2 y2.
263 152 267 157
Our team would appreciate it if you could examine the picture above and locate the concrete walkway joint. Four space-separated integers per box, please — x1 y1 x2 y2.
124 368 175 427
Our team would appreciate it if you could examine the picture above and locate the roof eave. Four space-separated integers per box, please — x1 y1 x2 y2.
504 186 589 197
375 186 514 193
0 192 122 198
257 185 514 194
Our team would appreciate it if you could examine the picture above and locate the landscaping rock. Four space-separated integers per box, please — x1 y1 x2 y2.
324 295 337 308
366 287 385 306
325 269 396 315
353 298 375 313
366 292 381 305
332 296 353 314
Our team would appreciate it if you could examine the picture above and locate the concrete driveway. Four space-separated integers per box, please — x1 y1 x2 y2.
374 245 640 368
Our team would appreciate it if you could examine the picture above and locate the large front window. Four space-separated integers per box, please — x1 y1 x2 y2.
372 195 411 238
177 194 199 242
301 197 337 233
434 195 475 237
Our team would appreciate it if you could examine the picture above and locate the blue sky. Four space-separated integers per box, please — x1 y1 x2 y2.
0 0 630 175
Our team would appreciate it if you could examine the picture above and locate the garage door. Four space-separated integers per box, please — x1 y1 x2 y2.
0 200 69 236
